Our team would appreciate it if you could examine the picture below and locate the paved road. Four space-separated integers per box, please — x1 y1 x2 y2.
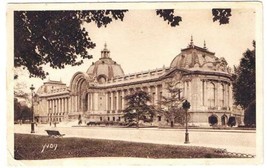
14 124 256 155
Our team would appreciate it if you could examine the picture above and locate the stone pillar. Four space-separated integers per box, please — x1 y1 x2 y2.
66 97 68 113
64 98 67 113
188 81 191 103
63 98 66 113
60 98 62 113
68 97 71 113
72 96 75 112
54 99 57 114
70 96 73 113
147 86 151 105
215 82 219 107
202 80 205 106
61 98 64 113
223 83 227 107
94 92 98 111
124 89 128 109
155 85 159 106
76 95 79 112
229 84 233 109
87 93 91 111
111 91 114 111
51 99 53 113
121 90 125 110
116 91 119 112
91 93 94 111
226 84 229 108
105 92 109 111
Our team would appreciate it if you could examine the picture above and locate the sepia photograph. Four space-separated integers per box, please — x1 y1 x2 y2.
6 1 263 166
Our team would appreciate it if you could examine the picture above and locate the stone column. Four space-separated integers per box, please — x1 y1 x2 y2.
55 99 57 114
76 95 79 112
60 98 62 113
223 83 227 107
148 86 151 105
155 85 159 106
72 96 75 112
70 96 73 113
116 91 119 112
65 98 67 113
91 93 94 111
124 89 128 109
51 99 53 114
105 92 109 111
94 92 98 111
201 80 204 106
61 98 63 113
215 82 219 107
87 93 90 112
229 84 233 109
63 98 66 113
66 97 68 113
111 91 114 111
188 81 191 103
121 90 125 110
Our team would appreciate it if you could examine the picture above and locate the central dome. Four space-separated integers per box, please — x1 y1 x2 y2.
86 44 124 83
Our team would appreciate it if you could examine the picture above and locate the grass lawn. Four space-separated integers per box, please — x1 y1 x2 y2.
15 133 238 160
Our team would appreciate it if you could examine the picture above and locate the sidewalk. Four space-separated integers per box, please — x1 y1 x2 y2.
14 124 257 156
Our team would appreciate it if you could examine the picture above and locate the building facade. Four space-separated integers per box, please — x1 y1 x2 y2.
34 38 243 126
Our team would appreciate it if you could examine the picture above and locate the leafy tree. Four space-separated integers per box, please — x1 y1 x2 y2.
212 8 232 25
14 98 22 121
14 9 230 79
244 100 256 127
157 81 186 127
123 90 155 128
233 41 255 126
20 105 33 122
233 41 255 109
14 10 128 79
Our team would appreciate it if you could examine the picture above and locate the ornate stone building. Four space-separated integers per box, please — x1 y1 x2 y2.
34 38 243 126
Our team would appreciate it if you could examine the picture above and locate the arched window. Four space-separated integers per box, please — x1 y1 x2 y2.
218 84 224 107
207 82 215 107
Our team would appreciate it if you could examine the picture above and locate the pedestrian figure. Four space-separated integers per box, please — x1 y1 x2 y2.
54 122 56 127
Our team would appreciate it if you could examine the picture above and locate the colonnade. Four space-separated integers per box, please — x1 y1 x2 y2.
47 96 70 122
67 84 164 115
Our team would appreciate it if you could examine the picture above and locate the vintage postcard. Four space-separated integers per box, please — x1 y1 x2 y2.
7 1 263 166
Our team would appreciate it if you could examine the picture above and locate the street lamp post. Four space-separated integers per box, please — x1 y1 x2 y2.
183 100 191 144
30 84 35 133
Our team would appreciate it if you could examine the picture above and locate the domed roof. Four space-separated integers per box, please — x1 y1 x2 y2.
170 37 230 73
86 44 124 83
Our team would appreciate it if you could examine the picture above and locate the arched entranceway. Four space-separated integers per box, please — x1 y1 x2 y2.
208 115 218 126
221 114 228 126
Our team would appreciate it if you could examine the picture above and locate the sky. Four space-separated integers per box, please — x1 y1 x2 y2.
13 7 256 93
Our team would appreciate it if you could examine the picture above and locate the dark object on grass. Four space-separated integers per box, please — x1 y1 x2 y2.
45 130 65 138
